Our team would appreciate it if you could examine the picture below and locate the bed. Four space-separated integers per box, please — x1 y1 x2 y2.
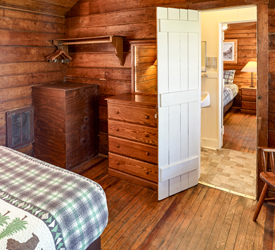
0 146 108 250
223 70 239 114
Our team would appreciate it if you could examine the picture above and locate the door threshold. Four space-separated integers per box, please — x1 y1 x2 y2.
198 180 256 200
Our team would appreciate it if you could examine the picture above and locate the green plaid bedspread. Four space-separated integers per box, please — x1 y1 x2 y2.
0 146 108 250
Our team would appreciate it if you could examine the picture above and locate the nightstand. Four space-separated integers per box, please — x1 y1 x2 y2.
241 86 257 114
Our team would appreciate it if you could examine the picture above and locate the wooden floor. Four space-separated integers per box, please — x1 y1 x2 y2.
76 157 275 250
223 107 256 154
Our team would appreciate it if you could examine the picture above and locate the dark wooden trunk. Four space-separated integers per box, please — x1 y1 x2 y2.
32 82 99 169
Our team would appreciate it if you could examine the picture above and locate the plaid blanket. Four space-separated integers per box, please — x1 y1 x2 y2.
224 83 239 106
0 146 108 250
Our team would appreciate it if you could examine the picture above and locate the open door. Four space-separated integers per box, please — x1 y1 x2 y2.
157 7 201 200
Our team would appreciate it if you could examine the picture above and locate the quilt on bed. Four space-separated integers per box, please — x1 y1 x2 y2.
0 146 108 250
224 83 239 106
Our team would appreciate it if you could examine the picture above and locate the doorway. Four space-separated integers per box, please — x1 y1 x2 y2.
222 22 257 154
199 7 257 199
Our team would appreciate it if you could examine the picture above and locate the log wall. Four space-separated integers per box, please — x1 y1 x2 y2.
0 8 66 154
224 22 257 107
268 6 275 148
65 0 250 154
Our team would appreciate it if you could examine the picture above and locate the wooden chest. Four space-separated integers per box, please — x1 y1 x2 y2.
32 82 99 170
106 93 158 191
241 87 257 114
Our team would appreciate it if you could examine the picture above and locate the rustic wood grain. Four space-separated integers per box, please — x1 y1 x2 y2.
0 72 65 89
0 0 78 17
33 83 98 169
1 8 65 23
258 3 269 199
0 62 65 76
0 16 65 33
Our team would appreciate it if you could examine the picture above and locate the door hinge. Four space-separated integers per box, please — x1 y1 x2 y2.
222 125 224 135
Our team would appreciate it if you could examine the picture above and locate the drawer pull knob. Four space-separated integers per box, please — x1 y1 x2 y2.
116 162 119 165
116 128 119 131
258 96 262 99
146 152 150 156
145 115 149 119
116 111 120 114
116 145 120 148
145 134 149 137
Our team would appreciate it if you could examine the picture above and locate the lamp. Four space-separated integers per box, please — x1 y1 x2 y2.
241 61 257 88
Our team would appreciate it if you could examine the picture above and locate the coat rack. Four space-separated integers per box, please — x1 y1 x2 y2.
50 36 124 66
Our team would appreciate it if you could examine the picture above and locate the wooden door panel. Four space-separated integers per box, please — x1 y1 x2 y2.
157 7 201 200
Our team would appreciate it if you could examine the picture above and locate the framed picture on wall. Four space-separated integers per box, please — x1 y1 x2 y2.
223 39 238 64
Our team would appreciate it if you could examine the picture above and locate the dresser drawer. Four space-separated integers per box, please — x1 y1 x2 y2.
109 152 158 183
242 88 256 97
108 104 157 127
108 120 158 146
242 95 256 102
242 101 256 110
109 136 157 164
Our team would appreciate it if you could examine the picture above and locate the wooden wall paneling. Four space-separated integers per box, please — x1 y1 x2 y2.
0 86 32 102
0 8 65 23
66 8 156 29
66 67 131 82
0 7 66 152
0 16 65 33
0 30 64 47
0 72 65 89
66 78 131 96
66 21 157 40
0 62 65 76
257 3 269 199
69 53 131 68
0 0 79 17
65 1 90 18
0 47 58 63
189 0 249 9
0 98 32 111
224 22 257 107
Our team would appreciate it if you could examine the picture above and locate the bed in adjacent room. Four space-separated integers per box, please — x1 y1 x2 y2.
0 146 108 250
223 70 239 114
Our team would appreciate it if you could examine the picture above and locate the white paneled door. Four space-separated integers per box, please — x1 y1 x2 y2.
157 7 201 200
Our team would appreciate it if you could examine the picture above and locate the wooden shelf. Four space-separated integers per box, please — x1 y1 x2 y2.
53 36 124 66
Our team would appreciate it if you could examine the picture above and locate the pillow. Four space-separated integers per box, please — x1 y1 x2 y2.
223 70 236 84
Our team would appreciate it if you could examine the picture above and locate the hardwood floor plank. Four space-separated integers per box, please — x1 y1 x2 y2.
223 108 256 154
101 185 146 245
159 186 205 250
233 199 255 250
103 190 155 249
129 195 176 249
186 189 222 250
166 185 209 249
176 188 218 249
243 206 257 249
204 193 233 250
148 187 196 249
111 192 158 249
224 197 246 250
195 191 228 250
214 195 240 249
121 193 170 249
78 159 274 250
263 203 275 250
254 202 266 250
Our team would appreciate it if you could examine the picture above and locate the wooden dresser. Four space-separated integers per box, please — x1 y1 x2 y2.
106 93 158 191
241 86 257 114
32 82 99 170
